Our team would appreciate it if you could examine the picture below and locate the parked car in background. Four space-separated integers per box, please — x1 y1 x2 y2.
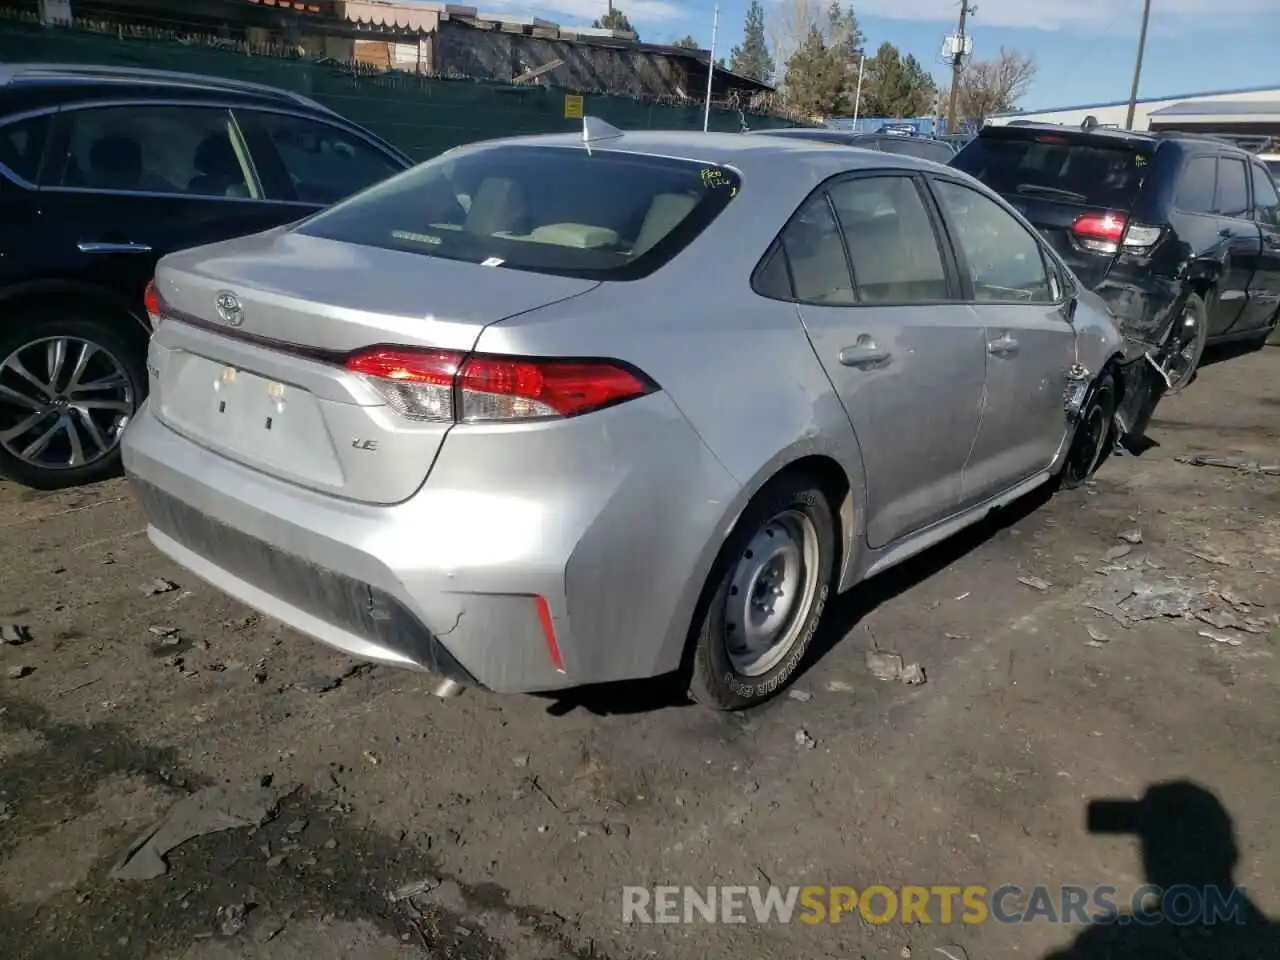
125 123 1128 711
754 127 957 164
1261 152 1280 180
0 63 412 489
950 123 1280 399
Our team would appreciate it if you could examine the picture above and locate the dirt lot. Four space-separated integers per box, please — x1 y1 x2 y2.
1 346 1278 960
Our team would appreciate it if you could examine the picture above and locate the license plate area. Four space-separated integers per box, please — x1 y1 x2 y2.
159 353 344 485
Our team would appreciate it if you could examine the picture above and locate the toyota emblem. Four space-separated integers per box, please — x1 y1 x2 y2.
215 291 244 327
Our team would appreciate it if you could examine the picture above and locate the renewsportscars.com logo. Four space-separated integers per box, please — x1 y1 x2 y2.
621 885 1252 926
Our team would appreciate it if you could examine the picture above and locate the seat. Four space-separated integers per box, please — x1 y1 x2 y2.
188 134 249 198
465 177 527 236
633 192 698 255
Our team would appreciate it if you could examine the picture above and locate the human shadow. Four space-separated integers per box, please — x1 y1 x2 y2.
1043 780 1278 960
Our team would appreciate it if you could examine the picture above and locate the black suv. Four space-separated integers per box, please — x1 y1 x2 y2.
754 127 957 164
0 63 412 489
950 122 1280 390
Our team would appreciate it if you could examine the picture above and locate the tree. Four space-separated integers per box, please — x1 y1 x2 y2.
776 1 863 116
672 34 700 50
593 7 637 40
861 41 938 118
952 48 1037 126
729 0 774 83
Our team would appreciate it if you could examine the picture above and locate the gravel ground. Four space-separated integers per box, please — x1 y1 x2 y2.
1 346 1278 959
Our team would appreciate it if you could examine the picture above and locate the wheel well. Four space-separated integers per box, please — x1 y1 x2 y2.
774 453 852 576
1186 277 1215 303
0 286 149 341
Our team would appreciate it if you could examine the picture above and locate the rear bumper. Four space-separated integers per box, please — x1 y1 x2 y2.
121 394 739 694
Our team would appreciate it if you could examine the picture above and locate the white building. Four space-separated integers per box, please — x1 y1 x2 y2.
984 84 1280 131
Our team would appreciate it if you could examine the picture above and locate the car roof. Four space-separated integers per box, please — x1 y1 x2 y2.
468 128 949 179
985 121 1259 157
0 62 334 116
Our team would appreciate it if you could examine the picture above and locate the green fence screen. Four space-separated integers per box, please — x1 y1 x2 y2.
0 20 795 160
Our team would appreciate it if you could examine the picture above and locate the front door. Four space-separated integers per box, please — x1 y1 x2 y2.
930 177 1078 504
1246 161 1280 334
788 175 986 549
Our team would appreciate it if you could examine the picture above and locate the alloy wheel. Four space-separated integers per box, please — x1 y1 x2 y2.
723 508 821 677
0 336 135 471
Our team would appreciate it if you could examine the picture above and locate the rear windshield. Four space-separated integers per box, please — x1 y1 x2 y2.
295 144 740 280
950 133 1151 210
871 137 955 163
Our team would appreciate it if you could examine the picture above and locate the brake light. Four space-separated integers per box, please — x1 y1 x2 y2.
1071 214 1162 256
343 348 657 422
1036 134 1067 144
144 280 167 326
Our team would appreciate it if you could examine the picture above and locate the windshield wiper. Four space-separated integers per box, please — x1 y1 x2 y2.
1015 183 1089 203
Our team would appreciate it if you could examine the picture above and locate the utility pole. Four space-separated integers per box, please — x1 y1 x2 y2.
1124 0 1152 130
945 1 975 136
703 5 720 132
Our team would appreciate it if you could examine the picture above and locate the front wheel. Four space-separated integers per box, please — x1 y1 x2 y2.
688 473 836 711
1060 372 1117 489
0 310 146 490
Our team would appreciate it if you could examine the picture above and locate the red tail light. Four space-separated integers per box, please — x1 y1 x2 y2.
1071 213 1127 254
143 280 166 325
343 348 657 423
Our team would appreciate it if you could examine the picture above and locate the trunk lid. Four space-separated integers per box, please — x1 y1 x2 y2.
149 229 598 504
950 126 1155 290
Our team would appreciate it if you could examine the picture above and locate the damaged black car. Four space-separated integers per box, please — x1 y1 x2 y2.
951 120 1280 443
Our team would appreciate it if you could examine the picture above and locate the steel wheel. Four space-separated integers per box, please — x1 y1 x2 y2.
723 508 821 677
0 335 135 471
1067 397 1109 481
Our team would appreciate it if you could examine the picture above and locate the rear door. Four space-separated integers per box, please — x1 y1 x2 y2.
1245 160 1280 334
35 102 307 312
786 174 986 549
949 127 1154 290
1208 155 1262 336
930 176 1077 504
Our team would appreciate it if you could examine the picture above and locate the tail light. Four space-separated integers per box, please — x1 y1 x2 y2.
343 348 657 423
1071 214 1163 256
144 280 167 326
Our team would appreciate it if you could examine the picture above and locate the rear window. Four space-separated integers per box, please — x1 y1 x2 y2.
874 137 955 164
0 114 50 184
950 133 1151 210
296 144 740 280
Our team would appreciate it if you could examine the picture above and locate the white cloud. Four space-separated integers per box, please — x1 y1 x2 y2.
469 1 686 25
843 0 1273 30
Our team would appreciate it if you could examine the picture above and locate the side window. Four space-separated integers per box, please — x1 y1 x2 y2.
0 115 51 184
778 195 856 305
236 111 403 205
1213 158 1250 218
53 106 255 198
1250 164 1280 228
933 180 1055 304
1175 156 1217 214
752 243 793 300
827 176 950 304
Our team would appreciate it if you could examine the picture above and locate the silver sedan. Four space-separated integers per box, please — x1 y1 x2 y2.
122 122 1125 710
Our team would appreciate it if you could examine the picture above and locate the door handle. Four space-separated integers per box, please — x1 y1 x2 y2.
988 335 1019 357
78 241 153 254
839 338 892 368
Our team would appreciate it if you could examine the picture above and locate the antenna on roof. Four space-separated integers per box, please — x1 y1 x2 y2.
582 116 624 155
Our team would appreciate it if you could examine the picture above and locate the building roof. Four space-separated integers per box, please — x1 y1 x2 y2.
1148 100 1280 117
989 83 1280 119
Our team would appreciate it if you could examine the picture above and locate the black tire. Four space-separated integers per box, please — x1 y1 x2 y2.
0 307 147 491
688 472 836 711
1060 372 1117 490
1164 293 1209 395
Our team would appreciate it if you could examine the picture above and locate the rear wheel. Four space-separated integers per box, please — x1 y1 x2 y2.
1163 293 1209 394
688 473 835 711
0 309 146 490
1061 372 1117 489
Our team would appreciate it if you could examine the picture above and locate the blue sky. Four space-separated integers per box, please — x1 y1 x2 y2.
457 0 1280 111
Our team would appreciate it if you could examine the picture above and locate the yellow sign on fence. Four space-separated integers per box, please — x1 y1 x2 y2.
564 94 584 119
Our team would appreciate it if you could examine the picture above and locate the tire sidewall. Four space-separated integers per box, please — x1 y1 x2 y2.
690 478 836 710
1061 373 1117 489
0 309 147 490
